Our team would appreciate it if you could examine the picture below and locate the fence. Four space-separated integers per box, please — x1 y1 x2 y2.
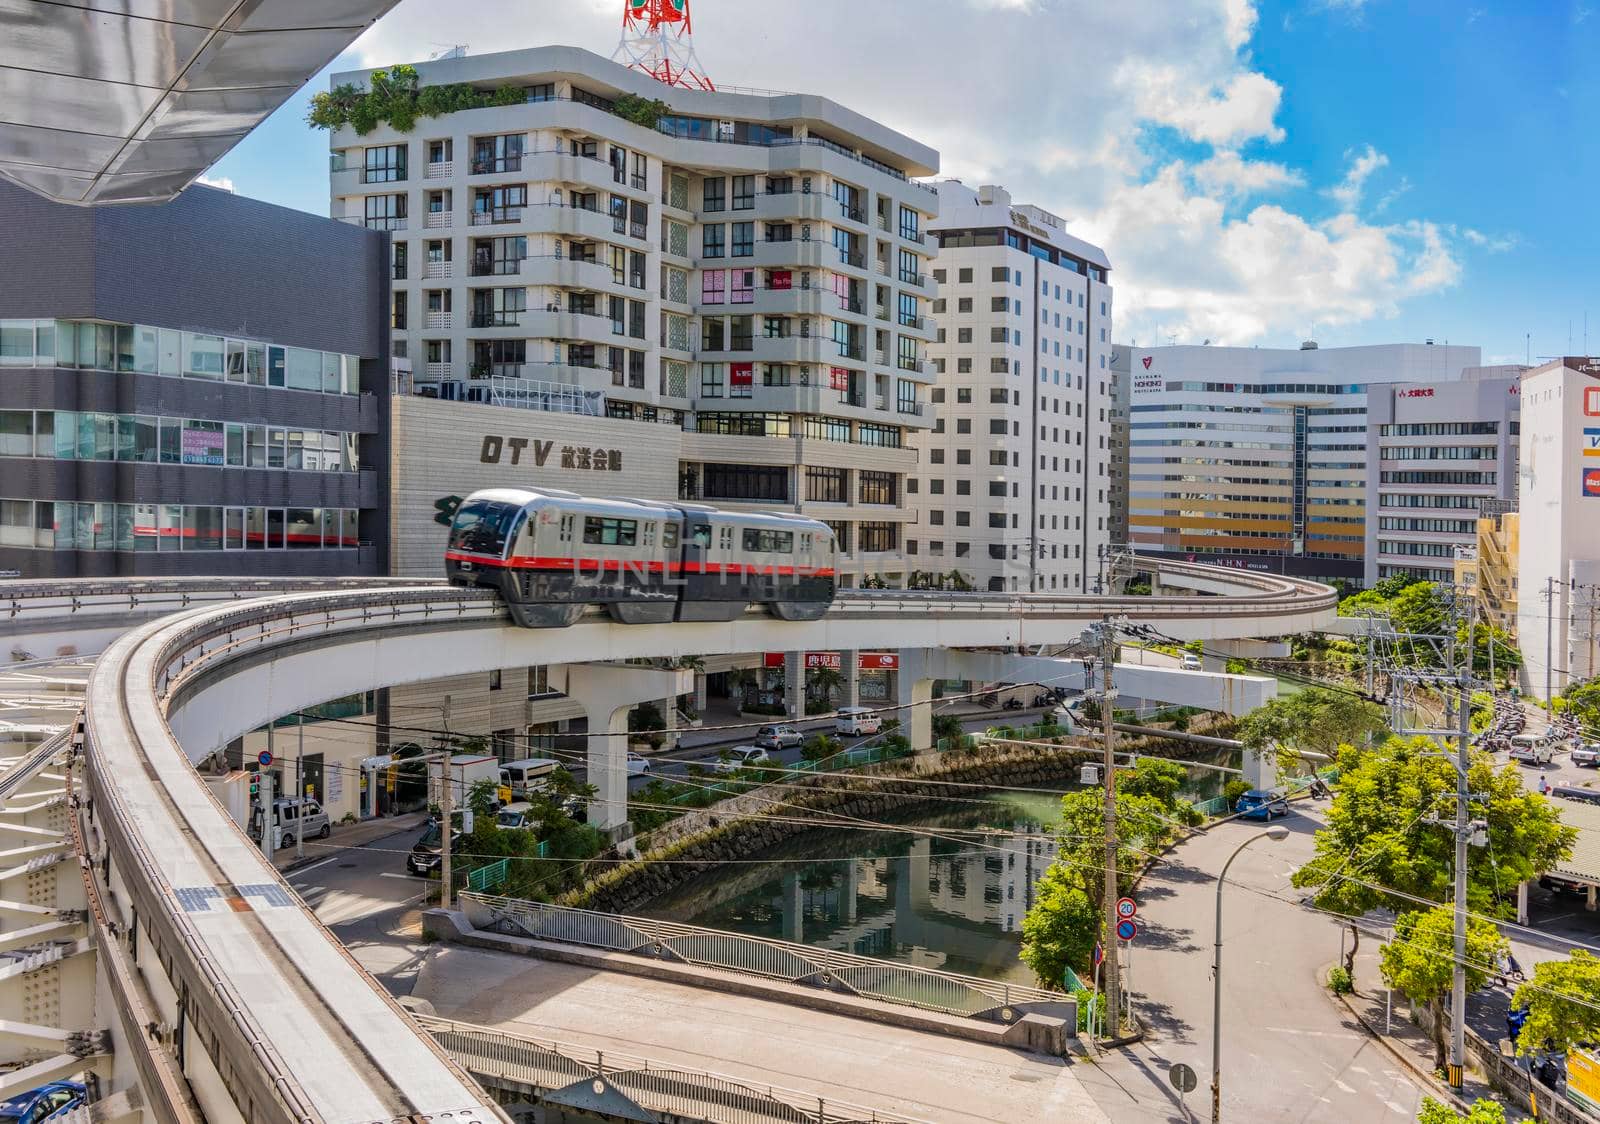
420 1015 929 1124
667 742 912 805
460 891 1071 1025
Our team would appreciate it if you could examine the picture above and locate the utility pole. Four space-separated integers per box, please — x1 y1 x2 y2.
1546 576 1558 706
262 769 275 866
1097 617 1122 1038
438 695 454 912
296 712 305 861
1448 663 1471 1090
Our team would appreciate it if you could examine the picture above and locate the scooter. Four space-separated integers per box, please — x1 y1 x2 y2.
1002 697 1024 711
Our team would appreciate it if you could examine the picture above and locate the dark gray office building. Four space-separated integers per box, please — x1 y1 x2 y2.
0 180 390 578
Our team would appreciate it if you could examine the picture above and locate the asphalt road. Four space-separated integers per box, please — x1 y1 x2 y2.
1078 813 1424 1124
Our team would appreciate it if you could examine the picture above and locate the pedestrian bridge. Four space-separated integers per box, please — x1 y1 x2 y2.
0 560 1334 1123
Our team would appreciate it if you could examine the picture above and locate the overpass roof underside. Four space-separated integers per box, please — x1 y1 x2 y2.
0 0 401 206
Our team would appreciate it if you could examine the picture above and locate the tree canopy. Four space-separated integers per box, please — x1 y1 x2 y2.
1236 686 1388 769
1511 950 1600 1057
1379 904 1505 1068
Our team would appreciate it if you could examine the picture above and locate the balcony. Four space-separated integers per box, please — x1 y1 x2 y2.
837 248 866 270
424 161 453 179
899 228 927 246
897 356 925 375
424 311 452 330
521 255 619 290
470 155 523 176
834 201 866 225
423 261 453 279
422 361 454 381
343 215 407 232
470 207 524 226
521 308 625 347
897 401 925 416
751 190 827 223
834 340 866 362
898 271 928 288
874 305 890 322
522 151 642 197
747 240 827 271
470 311 524 329
470 256 524 277
899 315 925 330
423 211 451 229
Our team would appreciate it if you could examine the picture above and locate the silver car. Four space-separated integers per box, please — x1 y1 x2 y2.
1572 744 1600 768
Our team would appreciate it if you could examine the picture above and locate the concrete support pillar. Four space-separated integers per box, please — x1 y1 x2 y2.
1587 885 1597 913
782 871 804 943
660 697 678 747
1517 879 1530 925
785 651 804 721
1242 747 1279 792
894 667 934 752
693 672 708 713
559 664 694 837
842 861 858 924
842 650 859 708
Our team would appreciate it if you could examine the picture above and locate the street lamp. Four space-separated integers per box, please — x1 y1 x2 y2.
1211 824 1289 1124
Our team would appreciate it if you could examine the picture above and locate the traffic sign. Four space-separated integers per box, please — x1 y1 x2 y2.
257 750 273 768
1116 896 1138 920
1169 1063 1198 1093
1116 918 1138 942
1092 942 1104 967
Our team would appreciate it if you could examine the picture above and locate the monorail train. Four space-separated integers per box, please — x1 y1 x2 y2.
445 488 837 628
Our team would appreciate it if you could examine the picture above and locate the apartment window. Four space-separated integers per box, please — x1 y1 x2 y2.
898 205 920 241
930 510 945 525
731 175 755 210
730 269 754 304
362 144 406 183
702 270 725 304
731 222 754 257
702 463 788 501
959 328 973 344
956 512 971 527
958 268 973 283
806 466 847 503
363 194 406 231
391 242 407 281
390 292 407 330
990 326 1008 343
703 224 725 258
956 419 971 434
989 481 1006 498
991 296 1009 313
930 480 945 494
858 522 898 553
859 471 897 505
700 362 724 397
897 378 918 413
956 449 971 464
702 177 726 212
992 266 1009 282
958 297 973 313
897 249 920 284
989 450 1007 466
958 358 972 373
933 269 947 283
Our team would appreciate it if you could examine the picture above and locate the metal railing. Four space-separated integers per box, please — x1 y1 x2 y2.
420 1015 928 1124
461 892 1065 1023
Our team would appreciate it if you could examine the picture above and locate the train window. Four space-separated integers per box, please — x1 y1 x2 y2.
800 533 812 551
642 522 656 547
663 523 680 548
719 527 734 550
583 516 638 546
558 515 574 543
742 529 795 553
691 524 712 548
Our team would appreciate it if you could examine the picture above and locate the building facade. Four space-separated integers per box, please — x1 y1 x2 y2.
0 180 390 578
1125 341 1480 584
1517 358 1600 699
1363 367 1523 586
1108 344 1131 554
329 45 939 586
908 182 1113 593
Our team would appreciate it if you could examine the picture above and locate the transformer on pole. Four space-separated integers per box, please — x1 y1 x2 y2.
612 0 715 91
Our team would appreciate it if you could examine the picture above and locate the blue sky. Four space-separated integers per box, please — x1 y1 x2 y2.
205 0 1598 364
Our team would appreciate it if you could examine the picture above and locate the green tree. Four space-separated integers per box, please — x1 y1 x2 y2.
1020 866 1097 988
1379 905 1505 1069
1236 686 1388 769
932 713 965 743
801 733 839 762
1416 1096 1507 1124
465 778 500 819
1511 950 1600 1057
1294 736 1575 980
1117 758 1187 809
807 666 846 706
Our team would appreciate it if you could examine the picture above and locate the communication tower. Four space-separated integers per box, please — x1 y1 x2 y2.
612 0 715 91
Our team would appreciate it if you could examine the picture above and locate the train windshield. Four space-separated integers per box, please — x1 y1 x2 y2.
449 500 522 557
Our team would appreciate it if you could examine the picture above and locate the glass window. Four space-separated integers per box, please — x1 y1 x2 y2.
181 420 225 465
32 410 53 459
342 354 360 394
185 506 223 551
285 348 320 390
285 429 305 471
245 507 268 550
267 346 286 387
226 340 246 382
0 411 31 456
267 428 285 469
184 333 225 379
51 412 74 459
0 499 34 547
159 504 182 551
224 508 245 550
225 423 245 467
321 508 339 549
158 419 181 464
0 321 34 365
322 352 342 392
266 507 285 549
246 425 267 468
340 509 359 548
246 343 266 386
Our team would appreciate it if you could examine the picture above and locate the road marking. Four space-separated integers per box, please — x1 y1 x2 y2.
379 872 418 880
288 857 340 878
1386 1101 1410 1114
1334 1079 1356 1094
1262 1026 1363 1040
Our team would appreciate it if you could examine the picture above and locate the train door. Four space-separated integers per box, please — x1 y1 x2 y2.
676 516 743 621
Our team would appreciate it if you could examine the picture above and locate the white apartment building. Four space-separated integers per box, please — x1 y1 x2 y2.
1126 341 1480 585
1363 366 1523 586
909 182 1114 593
328 45 940 585
1517 357 1600 700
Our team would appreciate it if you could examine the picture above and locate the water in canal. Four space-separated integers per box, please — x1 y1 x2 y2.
637 751 1238 984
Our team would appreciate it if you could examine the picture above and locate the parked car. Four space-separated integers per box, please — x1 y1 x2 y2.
715 746 773 774
1235 789 1289 820
1509 733 1556 765
496 802 536 831
0 1081 85 1124
1180 652 1204 671
754 724 804 750
626 751 651 776
1572 744 1600 768
1540 874 1590 896
407 818 463 875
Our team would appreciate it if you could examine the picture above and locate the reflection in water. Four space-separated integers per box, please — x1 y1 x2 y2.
640 756 1236 983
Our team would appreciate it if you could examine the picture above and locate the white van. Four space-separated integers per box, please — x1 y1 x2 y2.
1509 733 1555 765
500 757 562 798
250 797 329 847
1180 652 1204 671
835 707 883 736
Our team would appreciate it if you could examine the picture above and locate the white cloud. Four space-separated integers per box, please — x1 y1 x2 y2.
196 174 235 192
347 0 1466 347
1462 228 1521 253
1328 144 1389 211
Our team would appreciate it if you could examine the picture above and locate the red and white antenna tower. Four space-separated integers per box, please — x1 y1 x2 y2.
612 0 715 91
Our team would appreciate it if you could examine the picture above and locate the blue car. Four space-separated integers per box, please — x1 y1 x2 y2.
0 1081 85 1123
1235 789 1289 820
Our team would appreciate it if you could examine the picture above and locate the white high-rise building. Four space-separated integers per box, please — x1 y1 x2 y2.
327 45 940 586
908 182 1114 593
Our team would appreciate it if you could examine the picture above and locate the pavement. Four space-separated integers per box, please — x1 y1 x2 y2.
1085 814 1426 1124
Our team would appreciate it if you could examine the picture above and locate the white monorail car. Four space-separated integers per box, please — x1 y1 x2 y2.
445 488 837 628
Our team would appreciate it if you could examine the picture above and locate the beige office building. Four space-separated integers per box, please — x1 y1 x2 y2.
329 45 940 586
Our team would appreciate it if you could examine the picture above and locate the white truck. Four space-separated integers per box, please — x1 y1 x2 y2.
429 754 502 808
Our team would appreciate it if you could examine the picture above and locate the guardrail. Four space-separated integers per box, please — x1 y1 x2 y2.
420 1015 929 1124
461 892 1065 1023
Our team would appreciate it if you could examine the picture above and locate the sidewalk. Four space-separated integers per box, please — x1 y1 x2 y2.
1337 976 1528 1120
274 811 428 873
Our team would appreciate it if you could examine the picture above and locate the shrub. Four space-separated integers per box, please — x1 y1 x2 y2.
1327 966 1353 994
1223 778 1250 807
